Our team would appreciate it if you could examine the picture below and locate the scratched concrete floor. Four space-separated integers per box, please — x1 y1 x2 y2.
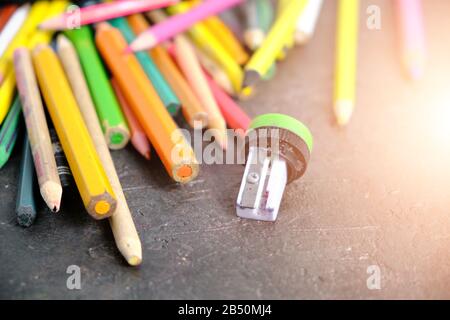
1 0 450 299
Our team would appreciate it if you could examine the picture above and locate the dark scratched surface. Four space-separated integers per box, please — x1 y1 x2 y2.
1 0 450 299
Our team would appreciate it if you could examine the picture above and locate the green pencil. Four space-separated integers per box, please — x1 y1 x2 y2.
65 26 130 150
16 135 37 228
0 95 21 169
109 18 180 115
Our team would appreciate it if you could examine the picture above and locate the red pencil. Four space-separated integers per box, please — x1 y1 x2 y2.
111 78 151 160
0 5 18 31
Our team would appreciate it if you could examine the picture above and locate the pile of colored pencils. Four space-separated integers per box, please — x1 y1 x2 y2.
0 0 425 266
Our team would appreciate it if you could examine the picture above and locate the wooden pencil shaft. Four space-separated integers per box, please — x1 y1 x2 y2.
16 135 37 228
95 23 199 183
64 26 129 150
172 36 227 147
55 35 142 266
14 48 62 212
32 44 117 219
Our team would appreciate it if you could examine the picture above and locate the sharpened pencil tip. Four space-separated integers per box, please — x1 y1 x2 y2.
334 100 354 127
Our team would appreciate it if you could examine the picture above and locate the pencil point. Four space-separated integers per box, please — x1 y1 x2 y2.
116 237 142 266
334 100 354 127
40 181 63 213
244 30 265 51
129 33 156 53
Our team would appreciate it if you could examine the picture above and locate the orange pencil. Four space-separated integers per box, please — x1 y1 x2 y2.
95 23 198 183
127 14 207 129
111 78 151 160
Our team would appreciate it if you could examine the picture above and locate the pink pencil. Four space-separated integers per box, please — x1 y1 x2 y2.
129 0 244 52
205 72 250 135
395 0 426 80
39 0 178 31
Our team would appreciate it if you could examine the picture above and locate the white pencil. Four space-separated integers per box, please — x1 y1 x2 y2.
295 0 323 45
0 4 30 57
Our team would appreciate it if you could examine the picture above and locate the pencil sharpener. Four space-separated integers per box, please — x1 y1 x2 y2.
236 114 313 222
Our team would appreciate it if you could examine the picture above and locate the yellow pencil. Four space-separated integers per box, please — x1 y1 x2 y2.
32 44 117 220
161 4 246 96
244 0 307 89
333 0 359 126
0 1 50 82
275 0 296 61
0 69 15 125
202 15 249 65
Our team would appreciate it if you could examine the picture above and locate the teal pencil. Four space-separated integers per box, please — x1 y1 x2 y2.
109 18 180 115
0 95 21 169
16 135 37 227
257 0 276 81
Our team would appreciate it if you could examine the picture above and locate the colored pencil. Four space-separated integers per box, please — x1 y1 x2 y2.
49 127 73 188
16 135 37 228
205 72 251 134
244 0 307 88
203 14 249 65
219 7 245 43
130 0 244 52
0 1 50 83
0 1 67 125
128 13 208 129
32 44 117 219
109 17 180 115
95 22 199 183
334 0 359 126
244 0 264 50
171 36 228 149
39 0 178 31
194 45 234 95
295 0 324 44
255 0 276 80
111 78 151 160
14 48 62 213
163 3 246 96
0 4 29 57
276 0 295 61
0 95 21 169
65 26 130 150
0 5 18 31
0 69 16 126
395 0 426 80
56 34 142 266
